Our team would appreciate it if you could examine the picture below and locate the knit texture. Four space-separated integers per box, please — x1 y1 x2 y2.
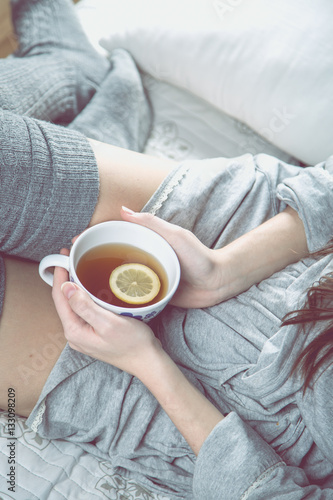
0 55 77 123
68 48 152 151
1 0 110 123
0 109 99 261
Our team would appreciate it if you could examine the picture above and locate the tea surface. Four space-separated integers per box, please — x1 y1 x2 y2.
76 243 168 308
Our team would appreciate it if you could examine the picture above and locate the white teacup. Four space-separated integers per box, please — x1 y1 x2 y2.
39 221 180 322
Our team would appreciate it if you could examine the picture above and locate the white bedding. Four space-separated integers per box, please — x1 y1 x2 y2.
75 0 300 165
94 0 333 165
142 74 296 164
0 0 327 497
0 414 169 499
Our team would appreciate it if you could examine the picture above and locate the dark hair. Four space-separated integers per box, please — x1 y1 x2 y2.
282 242 333 391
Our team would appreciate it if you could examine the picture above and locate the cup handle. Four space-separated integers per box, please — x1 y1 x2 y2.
39 254 70 286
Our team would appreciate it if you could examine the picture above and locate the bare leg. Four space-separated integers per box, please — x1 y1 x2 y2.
88 139 176 226
0 145 175 417
0 256 67 417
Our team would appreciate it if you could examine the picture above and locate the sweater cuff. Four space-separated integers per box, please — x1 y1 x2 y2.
276 160 333 252
193 412 284 500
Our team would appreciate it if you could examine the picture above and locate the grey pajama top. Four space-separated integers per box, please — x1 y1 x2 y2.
25 153 333 499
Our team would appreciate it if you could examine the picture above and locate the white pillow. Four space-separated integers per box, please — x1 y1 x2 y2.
97 0 333 165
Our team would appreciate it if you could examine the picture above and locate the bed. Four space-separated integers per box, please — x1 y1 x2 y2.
1 0 332 498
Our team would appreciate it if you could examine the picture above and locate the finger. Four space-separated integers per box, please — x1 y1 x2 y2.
71 234 80 244
52 247 71 316
72 227 89 244
53 281 85 333
121 206 183 244
54 281 100 352
51 248 87 329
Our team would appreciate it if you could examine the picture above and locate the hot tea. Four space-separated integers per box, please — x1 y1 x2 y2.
76 243 168 308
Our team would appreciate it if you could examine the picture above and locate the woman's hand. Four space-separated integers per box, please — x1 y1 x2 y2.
121 205 309 308
121 207 227 308
52 249 163 378
70 208 231 309
53 252 224 457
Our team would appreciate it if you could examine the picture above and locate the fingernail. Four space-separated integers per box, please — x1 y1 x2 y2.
122 206 136 216
61 282 77 300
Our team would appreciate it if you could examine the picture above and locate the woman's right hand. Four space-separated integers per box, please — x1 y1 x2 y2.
121 204 309 310
121 207 229 308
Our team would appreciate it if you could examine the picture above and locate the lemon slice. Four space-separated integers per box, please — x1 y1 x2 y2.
109 263 161 305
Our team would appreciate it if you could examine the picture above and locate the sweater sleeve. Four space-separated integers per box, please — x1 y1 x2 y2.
193 412 333 499
0 109 99 261
276 156 333 252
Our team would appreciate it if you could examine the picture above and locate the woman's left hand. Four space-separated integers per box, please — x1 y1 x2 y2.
53 251 224 458
52 249 162 377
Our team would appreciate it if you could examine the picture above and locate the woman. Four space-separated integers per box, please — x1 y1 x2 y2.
48 155 333 499
1 0 332 498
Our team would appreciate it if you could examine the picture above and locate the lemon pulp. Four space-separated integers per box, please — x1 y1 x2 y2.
109 263 161 305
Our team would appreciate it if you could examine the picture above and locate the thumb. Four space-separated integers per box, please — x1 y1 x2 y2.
61 282 99 328
61 281 78 300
